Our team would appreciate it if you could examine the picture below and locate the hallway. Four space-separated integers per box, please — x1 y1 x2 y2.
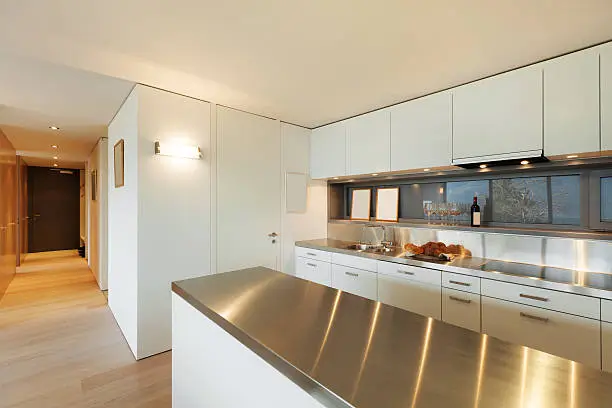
0 252 171 408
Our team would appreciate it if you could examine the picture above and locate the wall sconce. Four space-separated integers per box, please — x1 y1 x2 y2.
154 141 202 159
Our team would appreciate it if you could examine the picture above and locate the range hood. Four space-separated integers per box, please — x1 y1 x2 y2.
451 149 548 169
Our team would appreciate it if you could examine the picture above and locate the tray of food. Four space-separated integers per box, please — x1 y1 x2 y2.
404 241 472 261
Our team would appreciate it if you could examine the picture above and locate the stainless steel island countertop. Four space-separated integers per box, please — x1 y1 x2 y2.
296 238 612 300
172 267 612 408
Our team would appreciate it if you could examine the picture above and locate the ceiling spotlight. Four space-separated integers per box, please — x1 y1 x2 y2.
520 160 530 165
49 126 60 130
53 163 58 167
423 168 431 172
567 155 578 159
51 145 58 149
479 164 487 169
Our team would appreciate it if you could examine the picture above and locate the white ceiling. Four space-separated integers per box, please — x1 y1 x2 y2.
0 53 134 168
1 0 612 130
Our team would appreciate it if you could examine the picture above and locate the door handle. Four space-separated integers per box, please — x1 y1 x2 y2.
268 232 278 238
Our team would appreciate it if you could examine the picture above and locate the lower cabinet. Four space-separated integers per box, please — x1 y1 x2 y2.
441 287 481 332
378 273 441 319
331 264 377 300
603 322 612 373
482 296 601 369
295 257 332 287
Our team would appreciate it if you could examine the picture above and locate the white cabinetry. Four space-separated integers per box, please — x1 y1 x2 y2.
331 264 377 300
295 257 332 286
346 110 390 175
602 43 612 152
390 92 452 171
543 49 600 156
482 296 601 369
310 122 346 179
603 322 612 372
452 66 543 163
442 287 481 332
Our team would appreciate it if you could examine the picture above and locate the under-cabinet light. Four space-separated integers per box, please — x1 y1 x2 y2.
479 164 487 169
154 141 202 159
567 155 578 159
520 160 529 165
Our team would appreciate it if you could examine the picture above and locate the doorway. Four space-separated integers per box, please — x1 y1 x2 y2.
27 167 80 253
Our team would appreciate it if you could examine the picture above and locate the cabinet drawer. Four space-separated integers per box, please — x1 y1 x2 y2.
378 261 441 286
482 296 601 369
481 279 600 319
378 273 441 319
295 257 332 287
332 253 377 272
295 246 332 262
331 264 377 300
442 287 481 332
603 322 612 373
602 299 612 323
442 272 480 294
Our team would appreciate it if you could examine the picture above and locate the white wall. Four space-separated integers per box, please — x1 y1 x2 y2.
107 84 211 359
87 137 108 290
280 123 328 274
136 85 211 358
108 88 140 357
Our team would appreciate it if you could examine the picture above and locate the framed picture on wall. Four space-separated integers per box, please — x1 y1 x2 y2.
350 189 371 221
114 139 125 188
91 170 97 201
375 187 399 222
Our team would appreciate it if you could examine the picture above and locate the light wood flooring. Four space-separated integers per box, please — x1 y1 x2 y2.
0 251 171 408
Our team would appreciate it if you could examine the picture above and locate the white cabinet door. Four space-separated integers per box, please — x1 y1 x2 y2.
442 287 481 332
453 66 543 162
377 273 441 319
295 257 332 287
217 107 281 273
331 264 377 300
544 49 600 156
346 110 390 175
390 92 452 171
482 296 601 369
603 322 612 372
310 121 346 179
602 43 612 152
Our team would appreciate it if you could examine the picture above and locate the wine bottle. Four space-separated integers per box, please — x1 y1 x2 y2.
470 195 481 227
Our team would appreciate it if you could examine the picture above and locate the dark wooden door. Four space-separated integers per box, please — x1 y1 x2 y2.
28 167 80 253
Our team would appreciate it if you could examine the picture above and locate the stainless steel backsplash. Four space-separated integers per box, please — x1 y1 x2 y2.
327 222 612 273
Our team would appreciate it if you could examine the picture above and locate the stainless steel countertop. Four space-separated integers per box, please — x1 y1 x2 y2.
296 239 612 300
173 267 612 408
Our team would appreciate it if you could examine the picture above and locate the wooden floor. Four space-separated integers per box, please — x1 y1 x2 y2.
0 251 171 408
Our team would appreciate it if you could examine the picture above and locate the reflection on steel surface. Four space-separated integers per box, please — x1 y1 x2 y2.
173 268 612 408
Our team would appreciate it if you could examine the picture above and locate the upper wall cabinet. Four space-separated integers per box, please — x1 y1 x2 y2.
310 121 346 179
452 66 543 164
543 49 600 157
602 42 612 152
390 92 452 171
346 109 390 175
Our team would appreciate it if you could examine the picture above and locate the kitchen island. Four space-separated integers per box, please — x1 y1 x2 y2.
172 267 612 408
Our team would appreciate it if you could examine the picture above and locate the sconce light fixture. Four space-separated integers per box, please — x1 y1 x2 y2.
154 141 202 159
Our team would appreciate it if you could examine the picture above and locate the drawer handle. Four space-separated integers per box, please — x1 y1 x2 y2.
306 252 317 256
306 263 317 268
520 312 549 323
398 269 415 276
449 280 471 287
345 272 359 277
519 293 549 302
449 295 472 304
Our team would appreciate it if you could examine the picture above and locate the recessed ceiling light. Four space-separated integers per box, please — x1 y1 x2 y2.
49 126 60 130
567 155 578 159
520 160 529 165
479 164 487 169
51 145 58 149
423 168 430 172
53 163 58 167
